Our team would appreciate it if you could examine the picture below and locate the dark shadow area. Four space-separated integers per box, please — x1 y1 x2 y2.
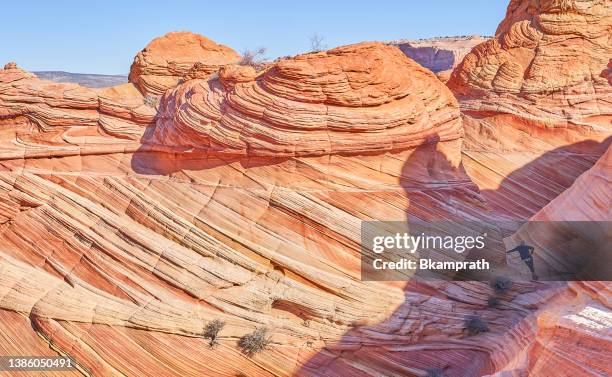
129 113 610 377
478 136 611 219
130 125 291 175
296 135 611 377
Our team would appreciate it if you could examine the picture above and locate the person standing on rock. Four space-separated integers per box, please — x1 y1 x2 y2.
507 240 538 281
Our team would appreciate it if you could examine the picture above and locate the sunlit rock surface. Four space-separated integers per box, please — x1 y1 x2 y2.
0 45 501 377
0 3 610 374
128 31 241 97
448 0 611 152
152 42 462 157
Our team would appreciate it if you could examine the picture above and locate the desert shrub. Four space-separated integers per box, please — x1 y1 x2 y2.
487 296 501 308
239 47 267 67
425 368 445 377
310 33 327 52
191 62 205 71
143 94 159 108
490 276 512 294
464 315 489 336
238 327 271 356
203 319 225 347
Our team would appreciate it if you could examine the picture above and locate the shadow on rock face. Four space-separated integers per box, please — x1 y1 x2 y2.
295 136 611 377
130 124 291 175
127 105 610 377
478 136 611 220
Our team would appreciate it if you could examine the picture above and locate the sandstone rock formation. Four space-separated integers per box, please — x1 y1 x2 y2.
482 145 612 377
0 64 154 150
0 4 610 374
448 0 612 152
532 145 611 222
151 42 462 157
446 2 612 375
0 46 498 377
129 31 241 96
391 36 488 77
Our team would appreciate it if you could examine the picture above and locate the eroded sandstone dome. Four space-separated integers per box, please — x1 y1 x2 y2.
151 42 463 156
0 16 610 375
129 31 241 96
448 0 611 151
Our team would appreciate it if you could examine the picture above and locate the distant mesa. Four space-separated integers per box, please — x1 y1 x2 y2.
390 35 488 78
32 71 127 88
2 61 127 89
128 31 241 96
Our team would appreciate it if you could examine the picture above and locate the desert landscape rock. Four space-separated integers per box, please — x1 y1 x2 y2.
0 1 610 376
391 36 488 81
448 1 612 375
32 71 127 88
483 145 612 377
448 0 611 152
152 42 462 156
128 31 241 96
0 42 485 376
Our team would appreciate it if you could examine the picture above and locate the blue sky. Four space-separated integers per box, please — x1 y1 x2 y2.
1 1 507 75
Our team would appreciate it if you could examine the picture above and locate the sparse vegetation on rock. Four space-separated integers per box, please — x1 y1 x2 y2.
203 319 225 348
239 47 267 68
143 94 159 108
238 327 271 356
465 315 489 336
487 296 501 308
310 33 326 52
490 276 512 294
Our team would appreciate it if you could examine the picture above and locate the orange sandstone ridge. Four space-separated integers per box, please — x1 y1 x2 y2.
129 31 241 96
448 0 612 152
0 3 610 375
152 42 462 156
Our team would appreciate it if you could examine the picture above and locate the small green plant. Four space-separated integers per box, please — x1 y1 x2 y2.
487 296 501 308
203 319 225 348
464 315 489 335
490 276 512 294
425 367 445 377
238 327 271 356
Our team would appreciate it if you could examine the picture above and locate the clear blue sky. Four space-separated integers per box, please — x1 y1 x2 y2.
1 1 508 75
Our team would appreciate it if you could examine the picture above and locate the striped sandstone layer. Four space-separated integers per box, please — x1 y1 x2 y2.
0 11 609 375
448 0 611 152
151 42 462 157
129 31 241 96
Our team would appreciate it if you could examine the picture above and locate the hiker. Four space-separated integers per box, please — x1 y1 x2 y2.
507 240 538 281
